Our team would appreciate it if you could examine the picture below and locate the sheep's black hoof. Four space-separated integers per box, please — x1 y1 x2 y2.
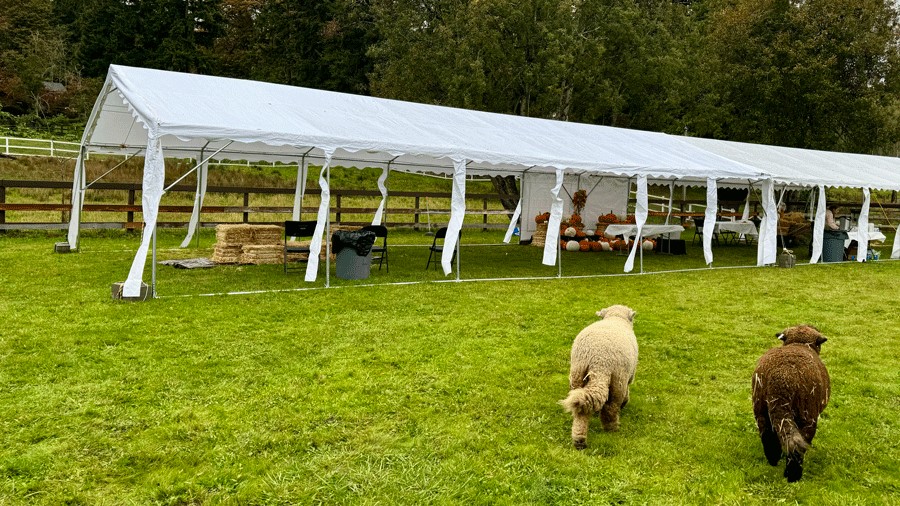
784 458 803 482
573 438 587 450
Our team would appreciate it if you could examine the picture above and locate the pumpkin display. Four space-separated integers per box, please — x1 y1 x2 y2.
566 240 581 252
600 240 612 251
642 239 656 251
535 212 551 224
598 212 619 224
564 226 578 237
590 241 603 252
579 240 590 252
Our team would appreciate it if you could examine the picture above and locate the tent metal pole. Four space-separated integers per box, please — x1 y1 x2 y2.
151 223 157 298
163 141 233 192
326 162 331 288
456 232 461 282
196 145 206 249
75 145 86 251
558 238 562 278
640 239 644 274
84 149 142 189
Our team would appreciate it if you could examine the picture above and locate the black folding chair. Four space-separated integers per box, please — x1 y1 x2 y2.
425 227 460 270
361 225 388 272
284 220 317 273
692 216 719 246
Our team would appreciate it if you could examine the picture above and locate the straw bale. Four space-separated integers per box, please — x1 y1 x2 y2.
251 225 283 245
241 244 283 265
532 222 548 247
212 244 243 264
216 224 253 245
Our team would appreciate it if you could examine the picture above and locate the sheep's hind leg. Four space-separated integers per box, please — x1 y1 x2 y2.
572 414 589 450
755 409 780 466
600 395 623 432
761 428 781 466
784 453 804 482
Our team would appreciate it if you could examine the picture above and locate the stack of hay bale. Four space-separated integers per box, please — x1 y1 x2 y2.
212 224 284 264
532 222 548 247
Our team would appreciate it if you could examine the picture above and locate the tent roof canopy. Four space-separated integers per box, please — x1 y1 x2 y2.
82 65 900 190
84 65 767 185
681 137 900 191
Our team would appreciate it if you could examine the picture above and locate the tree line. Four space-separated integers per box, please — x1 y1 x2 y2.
2 0 899 156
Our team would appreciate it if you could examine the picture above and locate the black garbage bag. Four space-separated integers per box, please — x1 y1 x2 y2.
331 230 376 256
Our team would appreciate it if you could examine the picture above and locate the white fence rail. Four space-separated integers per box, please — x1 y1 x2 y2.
1 136 80 158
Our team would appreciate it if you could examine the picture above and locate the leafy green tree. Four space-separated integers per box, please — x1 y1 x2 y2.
67 0 223 77
368 0 703 206
246 0 373 93
700 0 900 152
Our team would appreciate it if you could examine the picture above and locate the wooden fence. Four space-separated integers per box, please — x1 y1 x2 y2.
0 179 513 231
2 178 899 232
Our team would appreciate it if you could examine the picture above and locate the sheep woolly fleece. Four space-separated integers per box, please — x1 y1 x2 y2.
560 304 638 449
752 325 830 482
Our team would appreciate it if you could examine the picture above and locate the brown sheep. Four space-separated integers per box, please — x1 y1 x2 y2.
751 325 830 482
560 305 638 450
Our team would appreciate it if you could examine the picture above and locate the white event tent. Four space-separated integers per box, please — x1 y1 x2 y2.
681 137 900 264
67 66 898 297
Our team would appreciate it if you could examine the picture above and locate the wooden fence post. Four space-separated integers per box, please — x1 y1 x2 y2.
483 198 488 230
414 196 420 229
0 184 5 228
128 188 135 226
336 193 342 224
243 192 249 223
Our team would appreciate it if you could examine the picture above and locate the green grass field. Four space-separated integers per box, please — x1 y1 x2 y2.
1 230 898 505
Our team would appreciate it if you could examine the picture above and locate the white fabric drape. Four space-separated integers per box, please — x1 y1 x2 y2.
442 159 467 275
503 198 522 244
304 152 333 282
542 169 566 266
665 181 674 225
123 137 165 297
809 185 826 264
372 166 389 225
757 179 778 266
892 226 900 259
857 187 871 262
625 176 648 272
703 179 718 265
741 189 751 221
291 159 308 221
180 158 209 248
66 147 86 248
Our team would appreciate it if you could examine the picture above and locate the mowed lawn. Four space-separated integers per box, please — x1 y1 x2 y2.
0 230 898 505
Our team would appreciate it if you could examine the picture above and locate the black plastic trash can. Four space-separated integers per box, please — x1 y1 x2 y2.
822 229 848 263
332 230 376 279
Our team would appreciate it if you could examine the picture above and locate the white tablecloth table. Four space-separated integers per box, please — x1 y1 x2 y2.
603 224 685 239
844 226 887 248
712 221 758 237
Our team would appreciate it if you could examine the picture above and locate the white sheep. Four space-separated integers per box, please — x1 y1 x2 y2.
560 304 639 449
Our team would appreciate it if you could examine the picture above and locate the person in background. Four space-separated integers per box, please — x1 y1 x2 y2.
825 205 840 230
